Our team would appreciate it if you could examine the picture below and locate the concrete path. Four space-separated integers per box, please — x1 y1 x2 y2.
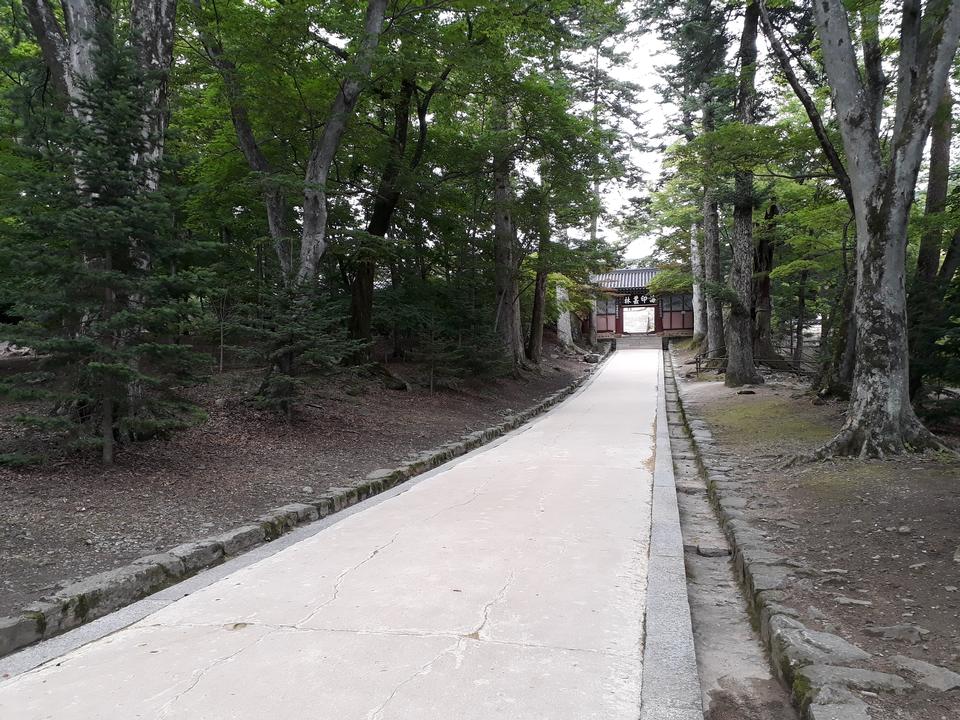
0 350 662 720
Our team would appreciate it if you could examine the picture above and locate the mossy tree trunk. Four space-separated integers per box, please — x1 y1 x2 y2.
725 1 763 387
812 0 960 457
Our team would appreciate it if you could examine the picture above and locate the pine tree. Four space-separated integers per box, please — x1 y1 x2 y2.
0 14 206 464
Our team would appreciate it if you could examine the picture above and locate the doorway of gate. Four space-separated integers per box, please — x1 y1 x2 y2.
623 305 655 334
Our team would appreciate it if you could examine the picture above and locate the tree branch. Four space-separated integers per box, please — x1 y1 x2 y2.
20 0 67 98
860 2 886 130
409 64 452 170
758 0 853 210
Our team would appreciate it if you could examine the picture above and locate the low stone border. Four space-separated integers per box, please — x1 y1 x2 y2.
0 350 611 660
639 352 703 720
663 349 912 720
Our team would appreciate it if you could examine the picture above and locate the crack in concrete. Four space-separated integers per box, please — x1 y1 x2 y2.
291 486 491 629
295 531 402 627
422 483 487 522
136 620 636 659
464 572 515 641
365 638 464 720
156 629 274 718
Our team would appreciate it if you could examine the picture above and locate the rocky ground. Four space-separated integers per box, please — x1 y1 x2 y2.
673 345 960 719
0 338 587 616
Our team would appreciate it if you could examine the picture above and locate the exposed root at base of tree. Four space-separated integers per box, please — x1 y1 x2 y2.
785 421 956 465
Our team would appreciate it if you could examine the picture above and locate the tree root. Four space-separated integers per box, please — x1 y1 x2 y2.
784 417 957 466
810 422 954 462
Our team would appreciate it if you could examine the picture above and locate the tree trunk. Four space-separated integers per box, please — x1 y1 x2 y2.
908 85 953 397
701 88 724 357
702 194 724 356
129 0 177 192
348 66 450 346
25 0 177 178
492 99 526 370
724 193 760 385
349 77 414 344
190 0 291 277
25 0 177 462
587 302 598 347
526 269 548 364
753 202 777 358
793 270 807 363
837 299 857 389
296 0 388 286
812 0 960 457
690 221 707 343
101 395 114 465
556 285 573 347
725 1 762 388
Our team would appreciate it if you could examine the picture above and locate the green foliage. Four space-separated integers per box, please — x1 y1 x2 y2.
237 290 363 416
0 0 643 463
647 267 693 294
0 13 206 459
376 278 512 386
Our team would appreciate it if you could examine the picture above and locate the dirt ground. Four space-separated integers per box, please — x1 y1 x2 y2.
673 346 960 719
0 338 587 617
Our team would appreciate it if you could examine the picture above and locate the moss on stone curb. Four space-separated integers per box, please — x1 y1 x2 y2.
0 349 610 660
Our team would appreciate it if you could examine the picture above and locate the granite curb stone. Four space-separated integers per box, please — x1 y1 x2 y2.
640 351 703 720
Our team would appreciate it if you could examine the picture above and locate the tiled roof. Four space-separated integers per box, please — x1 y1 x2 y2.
591 268 659 290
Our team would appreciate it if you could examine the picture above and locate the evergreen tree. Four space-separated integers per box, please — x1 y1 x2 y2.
0 13 205 464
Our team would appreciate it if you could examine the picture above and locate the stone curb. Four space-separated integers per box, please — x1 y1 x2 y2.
639 352 703 720
663 349 909 720
0 348 613 660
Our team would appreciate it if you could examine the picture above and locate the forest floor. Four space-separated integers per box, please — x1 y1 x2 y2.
673 345 960 720
0 337 588 617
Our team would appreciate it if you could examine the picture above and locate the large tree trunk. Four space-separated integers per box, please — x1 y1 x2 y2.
25 0 177 177
526 269 548 364
586 303 598 347
129 0 177 191
296 0 388 286
25 0 177 460
690 221 707 343
701 91 724 357
725 1 763 387
348 78 415 346
725 189 761 385
908 85 953 397
556 285 574 347
702 193 724 356
793 270 808 363
492 99 526 371
348 67 450 346
525 199 552 364
752 203 777 358
812 0 960 457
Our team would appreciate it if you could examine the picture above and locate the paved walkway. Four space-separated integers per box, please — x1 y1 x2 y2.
0 350 661 719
